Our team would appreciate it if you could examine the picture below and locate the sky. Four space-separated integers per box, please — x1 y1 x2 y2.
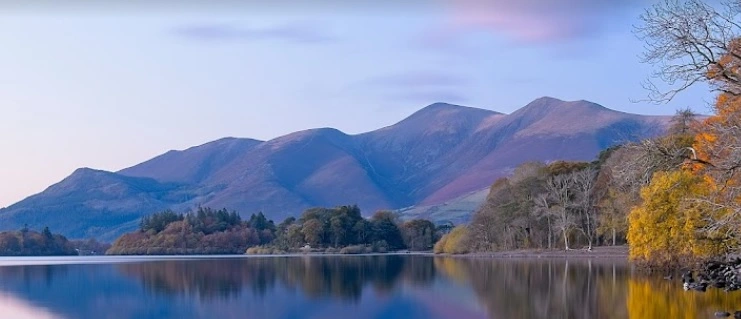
0 0 717 208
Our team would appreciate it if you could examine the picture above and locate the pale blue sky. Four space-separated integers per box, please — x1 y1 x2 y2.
0 0 715 207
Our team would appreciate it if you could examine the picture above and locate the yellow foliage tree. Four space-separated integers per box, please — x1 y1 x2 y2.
433 226 470 254
627 170 724 267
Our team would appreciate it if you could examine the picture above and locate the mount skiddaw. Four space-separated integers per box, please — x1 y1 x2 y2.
0 97 670 240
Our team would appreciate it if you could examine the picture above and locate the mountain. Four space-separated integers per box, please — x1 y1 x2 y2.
0 97 671 241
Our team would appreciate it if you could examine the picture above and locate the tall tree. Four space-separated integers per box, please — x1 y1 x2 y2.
572 168 599 250
546 174 576 250
636 0 741 102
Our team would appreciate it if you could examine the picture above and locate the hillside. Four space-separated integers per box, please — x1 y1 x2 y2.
0 97 670 240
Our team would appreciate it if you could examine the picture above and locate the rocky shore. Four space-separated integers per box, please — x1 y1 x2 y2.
681 258 741 318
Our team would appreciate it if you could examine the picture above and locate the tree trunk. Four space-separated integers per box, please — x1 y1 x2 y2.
586 213 593 250
612 228 616 246
548 215 553 249
563 228 570 250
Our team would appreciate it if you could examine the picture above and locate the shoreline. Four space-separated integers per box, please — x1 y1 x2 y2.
449 246 629 259
0 246 630 260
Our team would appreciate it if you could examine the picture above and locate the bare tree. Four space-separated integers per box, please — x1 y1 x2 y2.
612 138 695 190
572 168 599 250
635 0 741 103
533 193 554 249
546 175 576 250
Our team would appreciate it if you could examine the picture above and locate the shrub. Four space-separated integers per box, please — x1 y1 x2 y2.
339 245 367 254
434 226 470 254
372 240 389 253
245 246 285 255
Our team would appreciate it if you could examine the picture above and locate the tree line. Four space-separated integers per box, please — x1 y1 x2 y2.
107 205 445 255
435 146 626 254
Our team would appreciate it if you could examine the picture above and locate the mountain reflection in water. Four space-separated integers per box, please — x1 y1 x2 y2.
0 255 738 319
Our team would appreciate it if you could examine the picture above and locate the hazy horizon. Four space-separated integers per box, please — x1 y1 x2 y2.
0 0 715 207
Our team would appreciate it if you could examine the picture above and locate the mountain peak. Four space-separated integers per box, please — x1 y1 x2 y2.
531 96 565 104
417 102 502 115
423 102 467 110
401 102 501 123
515 97 609 115
70 167 106 176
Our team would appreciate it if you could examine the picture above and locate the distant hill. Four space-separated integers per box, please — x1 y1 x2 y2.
0 97 670 241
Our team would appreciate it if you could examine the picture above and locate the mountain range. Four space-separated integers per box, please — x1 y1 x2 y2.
0 97 671 241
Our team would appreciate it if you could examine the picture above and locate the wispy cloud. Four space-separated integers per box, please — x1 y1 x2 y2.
172 21 337 44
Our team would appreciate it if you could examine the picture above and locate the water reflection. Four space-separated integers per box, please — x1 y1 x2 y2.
627 276 741 318
435 258 631 319
117 256 420 301
0 256 737 318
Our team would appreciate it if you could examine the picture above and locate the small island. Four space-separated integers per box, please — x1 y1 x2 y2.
107 205 441 255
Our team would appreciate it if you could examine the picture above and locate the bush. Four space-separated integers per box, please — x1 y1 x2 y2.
434 235 448 254
245 246 285 255
339 245 367 254
434 226 470 254
372 240 389 253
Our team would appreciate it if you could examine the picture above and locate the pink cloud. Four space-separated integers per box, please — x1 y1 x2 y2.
435 0 643 44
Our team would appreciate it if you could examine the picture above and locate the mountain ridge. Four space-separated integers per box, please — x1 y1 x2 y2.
0 96 671 240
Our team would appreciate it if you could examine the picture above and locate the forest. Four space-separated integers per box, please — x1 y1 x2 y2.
0 226 78 256
107 205 443 255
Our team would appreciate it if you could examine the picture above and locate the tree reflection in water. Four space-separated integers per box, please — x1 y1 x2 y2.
2 256 738 319
626 276 741 319
117 255 433 302
434 257 631 319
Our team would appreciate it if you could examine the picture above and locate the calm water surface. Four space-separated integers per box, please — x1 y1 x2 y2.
0 255 738 319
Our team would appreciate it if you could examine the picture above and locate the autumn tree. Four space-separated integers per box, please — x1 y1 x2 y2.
434 225 470 254
694 94 741 247
627 170 724 267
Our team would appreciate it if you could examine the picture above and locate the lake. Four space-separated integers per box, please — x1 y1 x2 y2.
0 255 739 319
